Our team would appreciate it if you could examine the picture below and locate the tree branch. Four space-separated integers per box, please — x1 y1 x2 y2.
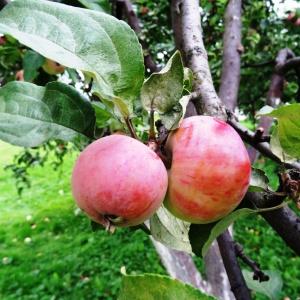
217 230 252 299
276 57 300 75
247 48 295 161
219 0 242 111
114 0 158 73
171 0 226 119
244 192 300 256
0 0 8 10
228 117 300 171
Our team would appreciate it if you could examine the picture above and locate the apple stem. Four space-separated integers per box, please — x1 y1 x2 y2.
149 109 156 141
125 117 138 140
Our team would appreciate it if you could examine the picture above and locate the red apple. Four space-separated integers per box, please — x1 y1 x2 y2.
42 59 65 75
165 116 251 223
72 135 168 227
15 70 24 81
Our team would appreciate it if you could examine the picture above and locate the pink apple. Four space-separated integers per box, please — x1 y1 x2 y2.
72 135 168 227
165 116 251 223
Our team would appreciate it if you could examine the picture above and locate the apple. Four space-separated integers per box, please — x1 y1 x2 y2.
15 70 24 81
72 135 168 227
165 116 251 223
42 59 65 75
0 36 6 46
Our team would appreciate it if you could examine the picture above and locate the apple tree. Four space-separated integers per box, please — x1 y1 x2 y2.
0 0 300 299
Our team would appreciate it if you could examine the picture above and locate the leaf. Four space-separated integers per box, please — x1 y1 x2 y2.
77 0 111 13
269 126 296 163
243 270 283 300
118 274 216 300
258 104 300 159
0 81 95 147
256 105 274 116
150 206 192 253
160 95 190 130
23 50 45 82
248 167 269 192
189 208 257 257
141 51 187 130
92 102 113 128
0 0 144 118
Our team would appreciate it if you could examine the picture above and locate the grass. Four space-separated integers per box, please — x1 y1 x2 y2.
0 141 299 299
0 141 166 300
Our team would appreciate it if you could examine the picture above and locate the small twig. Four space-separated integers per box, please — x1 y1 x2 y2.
242 60 275 68
124 118 138 139
234 243 269 282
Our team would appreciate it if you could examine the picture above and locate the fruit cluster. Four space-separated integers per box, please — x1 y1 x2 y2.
72 116 251 227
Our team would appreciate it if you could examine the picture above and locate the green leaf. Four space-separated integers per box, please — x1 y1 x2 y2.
23 50 45 82
243 270 283 300
150 206 192 253
118 274 216 300
0 81 95 147
248 167 269 192
77 0 111 13
160 95 190 130
141 51 187 130
92 101 113 128
0 0 144 118
189 208 257 257
258 104 300 159
269 126 296 163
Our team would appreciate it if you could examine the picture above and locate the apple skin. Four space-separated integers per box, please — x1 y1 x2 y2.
42 59 65 75
72 135 168 227
165 116 251 224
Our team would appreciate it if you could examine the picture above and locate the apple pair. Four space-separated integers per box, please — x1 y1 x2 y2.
72 116 251 227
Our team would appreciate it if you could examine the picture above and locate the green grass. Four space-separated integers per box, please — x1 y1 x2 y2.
0 141 166 300
0 141 299 300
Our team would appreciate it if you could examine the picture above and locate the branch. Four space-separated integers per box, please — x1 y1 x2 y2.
276 57 300 75
114 0 158 73
234 242 270 282
219 0 242 111
244 192 300 256
0 0 8 10
171 0 226 119
228 117 300 171
217 230 252 299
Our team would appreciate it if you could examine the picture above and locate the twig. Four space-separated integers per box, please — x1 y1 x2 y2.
234 243 269 282
149 109 155 140
124 118 138 139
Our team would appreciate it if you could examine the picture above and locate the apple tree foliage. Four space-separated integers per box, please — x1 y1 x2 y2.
0 0 299 299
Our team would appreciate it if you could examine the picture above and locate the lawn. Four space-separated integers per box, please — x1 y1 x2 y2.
0 141 299 299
